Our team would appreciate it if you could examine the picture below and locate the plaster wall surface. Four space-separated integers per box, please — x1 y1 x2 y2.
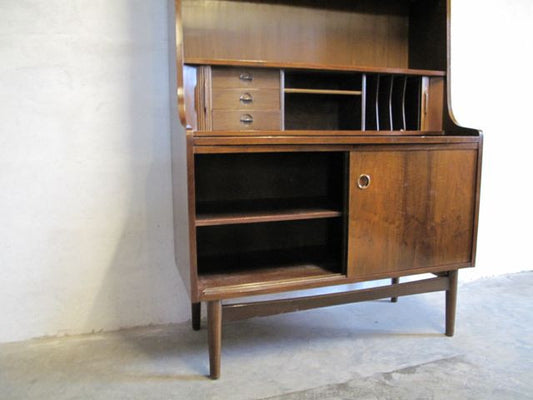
0 0 531 343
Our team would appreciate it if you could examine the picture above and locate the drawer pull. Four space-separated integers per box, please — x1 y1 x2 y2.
239 72 253 82
239 93 254 104
357 174 371 190
240 114 254 125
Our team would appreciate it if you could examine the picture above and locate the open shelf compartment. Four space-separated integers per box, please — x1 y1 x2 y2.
194 151 348 289
284 71 363 130
195 152 347 226
197 219 346 290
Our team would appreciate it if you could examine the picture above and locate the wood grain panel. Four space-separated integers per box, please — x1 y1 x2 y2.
183 0 410 69
193 135 478 150
421 77 444 131
347 146 477 278
196 66 211 131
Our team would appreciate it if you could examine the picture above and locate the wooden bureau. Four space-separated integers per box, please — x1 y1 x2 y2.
168 0 482 379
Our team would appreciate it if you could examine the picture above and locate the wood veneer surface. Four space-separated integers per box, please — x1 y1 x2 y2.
183 0 410 69
348 147 478 277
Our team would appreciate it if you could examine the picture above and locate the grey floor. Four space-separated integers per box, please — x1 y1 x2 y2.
1 272 532 400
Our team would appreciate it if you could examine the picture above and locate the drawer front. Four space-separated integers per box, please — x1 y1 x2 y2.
212 68 280 89
212 89 280 110
212 110 281 131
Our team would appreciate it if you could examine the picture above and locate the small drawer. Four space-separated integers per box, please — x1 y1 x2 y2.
212 110 281 131
212 68 280 89
212 89 280 110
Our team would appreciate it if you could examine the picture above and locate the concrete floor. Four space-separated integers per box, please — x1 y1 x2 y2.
1 272 532 400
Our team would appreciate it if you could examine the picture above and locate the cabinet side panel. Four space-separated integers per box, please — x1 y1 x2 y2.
169 0 193 299
427 77 444 131
348 146 477 278
421 77 444 131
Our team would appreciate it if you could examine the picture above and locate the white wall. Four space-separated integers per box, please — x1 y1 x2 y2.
0 0 189 343
450 0 533 280
0 0 531 343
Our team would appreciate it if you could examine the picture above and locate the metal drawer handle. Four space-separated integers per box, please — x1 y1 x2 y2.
357 174 371 190
239 72 253 82
240 114 254 125
239 93 254 104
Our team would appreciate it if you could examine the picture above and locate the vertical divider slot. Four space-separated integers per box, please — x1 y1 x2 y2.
378 75 393 131
364 75 379 130
404 77 422 130
361 74 367 131
392 76 407 131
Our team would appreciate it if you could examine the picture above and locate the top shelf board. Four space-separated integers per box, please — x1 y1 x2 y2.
184 58 446 77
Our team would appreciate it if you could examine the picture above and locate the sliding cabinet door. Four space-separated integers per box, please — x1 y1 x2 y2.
347 145 478 279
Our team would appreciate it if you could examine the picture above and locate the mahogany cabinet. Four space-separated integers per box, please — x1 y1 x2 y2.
168 0 482 379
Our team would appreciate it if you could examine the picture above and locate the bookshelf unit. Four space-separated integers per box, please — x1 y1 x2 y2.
168 0 482 379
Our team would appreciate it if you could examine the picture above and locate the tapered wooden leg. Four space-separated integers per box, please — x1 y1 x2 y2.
208 300 222 379
445 270 458 337
192 302 201 331
391 277 399 302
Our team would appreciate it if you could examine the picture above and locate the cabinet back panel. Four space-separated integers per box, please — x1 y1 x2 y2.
284 71 362 91
408 0 447 71
183 0 409 69
195 152 345 205
197 219 342 259
285 94 362 131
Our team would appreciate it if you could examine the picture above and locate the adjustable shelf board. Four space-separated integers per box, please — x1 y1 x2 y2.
196 207 342 227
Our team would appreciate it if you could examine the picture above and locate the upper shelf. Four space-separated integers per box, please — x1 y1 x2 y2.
181 0 449 74
184 58 446 77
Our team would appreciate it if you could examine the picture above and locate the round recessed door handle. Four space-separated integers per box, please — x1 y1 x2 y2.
357 174 371 190
240 114 254 125
239 72 253 81
239 93 254 104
